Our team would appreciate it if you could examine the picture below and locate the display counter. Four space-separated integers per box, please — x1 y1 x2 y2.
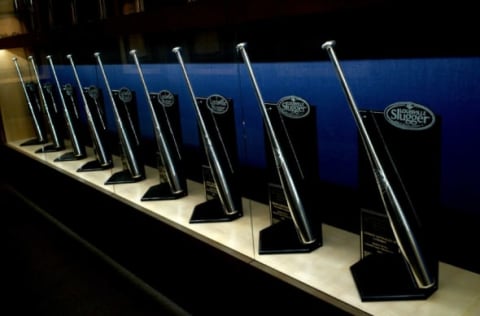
5 140 480 315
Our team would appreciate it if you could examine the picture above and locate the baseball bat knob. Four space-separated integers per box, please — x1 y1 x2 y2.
236 42 247 51
321 40 336 50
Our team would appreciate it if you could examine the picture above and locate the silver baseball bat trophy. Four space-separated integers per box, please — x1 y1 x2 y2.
46 55 87 161
94 52 145 184
172 46 242 222
12 57 48 146
130 49 187 200
322 40 437 300
29 55 65 152
67 54 113 171
236 42 320 252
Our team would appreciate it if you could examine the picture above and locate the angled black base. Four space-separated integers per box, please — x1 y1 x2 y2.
189 198 242 223
35 144 65 153
141 183 187 201
54 151 87 162
259 220 322 254
77 159 113 172
350 253 437 302
20 138 47 146
105 169 145 185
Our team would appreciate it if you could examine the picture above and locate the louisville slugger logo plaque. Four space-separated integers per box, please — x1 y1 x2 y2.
384 102 435 131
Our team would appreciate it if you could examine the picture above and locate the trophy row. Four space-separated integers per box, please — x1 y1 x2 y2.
12 41 441 302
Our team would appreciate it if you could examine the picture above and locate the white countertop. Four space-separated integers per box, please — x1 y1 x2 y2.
8 140 480 316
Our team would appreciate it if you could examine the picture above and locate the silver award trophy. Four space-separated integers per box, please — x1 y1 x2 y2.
46 55 87 161
29 55 65 152
94 52 145 184
322 40 437 301
12 57 48 146
130 49 188 200
191 93 243 223
237 42 320 253
173 46 243 222
67 54 113 171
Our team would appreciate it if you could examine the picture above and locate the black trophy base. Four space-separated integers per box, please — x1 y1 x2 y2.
77 159 113 172
189 199 242 223
20 138 47 146
141 183 187 201
350 253 437 302
259 220 321 255
35 144 65 153
105 169 145 185
54 151 87 162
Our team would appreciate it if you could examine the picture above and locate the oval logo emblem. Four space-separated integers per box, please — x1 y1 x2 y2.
384 102 435 131
88 86 99 99
44 82 53 94
206 94 229 114
119 87 132 103
157 89 175 107
277 95 310 119
64 83 73 96
26 82 36 92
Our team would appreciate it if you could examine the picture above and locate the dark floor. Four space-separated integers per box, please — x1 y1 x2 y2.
0 183 191 316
